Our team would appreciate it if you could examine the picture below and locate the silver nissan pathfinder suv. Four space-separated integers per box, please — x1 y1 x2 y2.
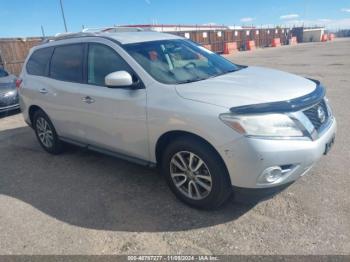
18 28 336 209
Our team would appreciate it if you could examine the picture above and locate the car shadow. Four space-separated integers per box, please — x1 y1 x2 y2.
0 126 286 232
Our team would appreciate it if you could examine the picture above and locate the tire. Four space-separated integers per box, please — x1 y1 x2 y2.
33 110 64 155
162 136 232 209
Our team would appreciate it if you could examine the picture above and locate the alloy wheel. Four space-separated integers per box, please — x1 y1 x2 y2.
170 151 212 200
36 117 54 148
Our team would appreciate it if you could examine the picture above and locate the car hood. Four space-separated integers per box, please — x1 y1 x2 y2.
175 66 317 109
0 75 16 93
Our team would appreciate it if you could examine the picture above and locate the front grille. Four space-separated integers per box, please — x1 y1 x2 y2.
303 99 329 131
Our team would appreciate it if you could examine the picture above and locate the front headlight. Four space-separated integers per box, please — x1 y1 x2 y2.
219 113 304 137
4 90 16 97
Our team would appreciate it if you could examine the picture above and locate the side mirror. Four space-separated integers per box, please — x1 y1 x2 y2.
105 71 133 87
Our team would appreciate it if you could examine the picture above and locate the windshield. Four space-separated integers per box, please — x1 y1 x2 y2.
0 68 9 77
123 39 240 84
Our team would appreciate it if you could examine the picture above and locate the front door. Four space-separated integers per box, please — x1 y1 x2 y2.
78 42 149 161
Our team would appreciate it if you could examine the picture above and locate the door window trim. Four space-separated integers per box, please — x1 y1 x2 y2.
26 46 54 77
48 43 86 84
26 39 146 89
85 42 145 89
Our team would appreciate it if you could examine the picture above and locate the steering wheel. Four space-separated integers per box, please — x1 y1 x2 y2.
184 62 196 70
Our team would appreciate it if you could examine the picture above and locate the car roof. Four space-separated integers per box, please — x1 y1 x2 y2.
31 31 186 53
102 31 183 44
39 31 184 48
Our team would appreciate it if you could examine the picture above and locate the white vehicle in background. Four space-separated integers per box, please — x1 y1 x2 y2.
18 28 336 209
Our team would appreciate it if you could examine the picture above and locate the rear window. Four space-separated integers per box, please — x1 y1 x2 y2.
50 44 84 83
26 47 54 76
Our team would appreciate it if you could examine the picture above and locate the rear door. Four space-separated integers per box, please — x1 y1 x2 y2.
44 43 89 142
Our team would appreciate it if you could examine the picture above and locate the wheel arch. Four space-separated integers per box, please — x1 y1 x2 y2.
28 105 44 125
155 130 231 183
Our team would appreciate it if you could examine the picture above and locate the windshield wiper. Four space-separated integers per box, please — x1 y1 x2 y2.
177 78 207 84
211 69 239 78
176 68 242 84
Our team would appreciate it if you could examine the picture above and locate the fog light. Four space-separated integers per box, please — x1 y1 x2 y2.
258 166 283 184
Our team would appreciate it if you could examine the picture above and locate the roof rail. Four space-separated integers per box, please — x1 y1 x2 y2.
82 26 144 33
39 32 97 44
54 32 76 37
40 26 145 44
56 32 96 39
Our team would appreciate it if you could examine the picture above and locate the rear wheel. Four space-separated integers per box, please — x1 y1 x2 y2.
162 137 232 209
33 110 64 154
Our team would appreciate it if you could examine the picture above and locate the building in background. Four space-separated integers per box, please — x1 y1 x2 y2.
122 24 229 32
0 25 330 76
291 27 325 43
336 29 350 37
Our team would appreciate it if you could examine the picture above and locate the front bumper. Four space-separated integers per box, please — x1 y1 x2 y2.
219 117 337 188
0 103 20 113
0 92 19 113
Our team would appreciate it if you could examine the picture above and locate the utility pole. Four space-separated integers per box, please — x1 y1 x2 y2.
41 25 46 37
59 0 68 32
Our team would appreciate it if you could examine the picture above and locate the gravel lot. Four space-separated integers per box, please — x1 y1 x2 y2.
0 39 349 255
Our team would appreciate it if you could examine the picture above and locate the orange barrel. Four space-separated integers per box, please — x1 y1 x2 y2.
246 40 256 51
224 42 238 54
272 38 281 47
321 34 328 42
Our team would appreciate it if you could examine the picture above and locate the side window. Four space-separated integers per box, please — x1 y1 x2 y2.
50 44 84 83
26 47 54 76
88 43 132 86
0 67 9 77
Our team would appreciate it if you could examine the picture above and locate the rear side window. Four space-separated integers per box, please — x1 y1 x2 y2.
50 44 84 83
26 47 53 76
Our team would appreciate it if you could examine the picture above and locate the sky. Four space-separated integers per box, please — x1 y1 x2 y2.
1 0 350 37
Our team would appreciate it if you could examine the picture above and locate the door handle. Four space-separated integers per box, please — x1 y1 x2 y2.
39 88 48 94
82 96 95 104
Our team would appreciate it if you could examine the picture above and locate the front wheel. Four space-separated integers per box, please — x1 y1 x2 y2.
162 137 232 209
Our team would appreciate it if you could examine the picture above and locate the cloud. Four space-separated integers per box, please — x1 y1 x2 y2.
145 0 151 4
341 8 350 13
280 14 299 20
240 17 254 23
318 19 332 23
